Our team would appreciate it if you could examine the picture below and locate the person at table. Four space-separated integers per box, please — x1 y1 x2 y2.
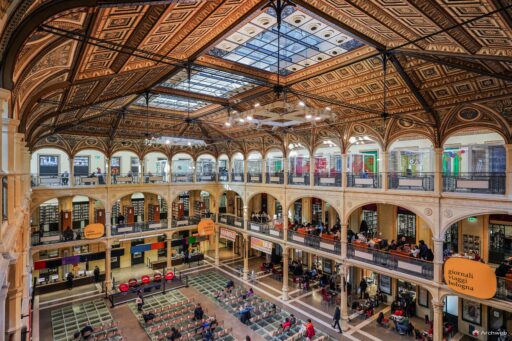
66 272 74 290
193 303 204 320
425 248 434 261
409 245 420 258
395 316 410 335
239 303 253 324
277 317 292 333
496 260 511 277
226 279 235 291
387 239 398 251
418 240 428 259
63 226 74 241
61 170 69 185
397 236 407 248
359 220 368 237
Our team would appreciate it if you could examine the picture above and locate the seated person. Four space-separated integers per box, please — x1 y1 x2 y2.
277 318 292 334
409 245 420 258
143 311 155 324
193 303 204 320
376 312 389 327
214 289 226 300
289 314 297 326
226 279 235 290
395 316 410 335
394 309 404 317
239 304 253 324
166 327 181 341
80 324 94 340
242 288 254 299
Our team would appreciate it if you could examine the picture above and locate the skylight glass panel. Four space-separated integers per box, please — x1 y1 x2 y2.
209 6 365 74
161 67 261 99
135 94 210 111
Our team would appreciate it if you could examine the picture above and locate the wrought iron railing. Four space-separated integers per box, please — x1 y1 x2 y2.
314 172 341 187
388 172 434 191
248 221 283 238
287 231 340 255
266 172 284 184
443 172 506 194
111 220 168 235
346 172 381 188
288 173 310 186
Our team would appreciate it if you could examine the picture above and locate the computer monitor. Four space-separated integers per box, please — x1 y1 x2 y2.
38 277 45 284
51 274 59 282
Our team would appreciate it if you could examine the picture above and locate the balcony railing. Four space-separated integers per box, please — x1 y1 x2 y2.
314 172 341 187
288 173 310 186
247 173 262 183
231 172 244 183
31 174 69 187
495 277 512 302
172 173 193 183
111 220 168 235
287 231 340 255
346 172 381 188
388 172 434 191
266 172 284 184
171 216 200 228
249 221 283 238
143 174 167 184
111 173 140 184
348 244 433 279
31 230 89 246
219 214 244 229
218 172 229 182
196 173 216 182
443 172 506 194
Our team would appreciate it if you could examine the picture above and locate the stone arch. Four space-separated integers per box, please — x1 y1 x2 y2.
440 208 512 237
285 194 342 219
108 190 168 209
343 199 434 235
30 194 106 214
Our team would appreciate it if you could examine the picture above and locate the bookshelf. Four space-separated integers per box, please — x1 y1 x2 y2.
39 204 59 232
397 212 416 243
132 199 144 222
362 209 378 238
72 202 89 229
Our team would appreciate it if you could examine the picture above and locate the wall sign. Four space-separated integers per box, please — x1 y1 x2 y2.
250 237 273 254
220 228 237 241
444 257 496 299
198 218 215 236
83 223 105 239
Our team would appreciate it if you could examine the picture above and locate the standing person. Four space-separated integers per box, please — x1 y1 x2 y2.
93 265 100 283
194 303 204 320
66 272 74 290
332 306 342 333
136 293 144 312
305 319 315 341
359 278 367 299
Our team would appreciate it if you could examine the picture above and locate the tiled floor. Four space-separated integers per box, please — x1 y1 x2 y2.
188 271 337 341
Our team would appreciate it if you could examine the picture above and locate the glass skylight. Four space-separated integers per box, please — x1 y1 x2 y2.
209 6 364 74
134 93 211 111
161 67 261 98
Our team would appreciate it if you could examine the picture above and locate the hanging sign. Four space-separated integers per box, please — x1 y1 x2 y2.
83 223 105 239
251 237 273 254
198 218 215 236
444 257 496 299
220 228 237 241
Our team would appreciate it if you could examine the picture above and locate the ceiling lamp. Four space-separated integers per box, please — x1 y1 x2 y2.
146 136 206 147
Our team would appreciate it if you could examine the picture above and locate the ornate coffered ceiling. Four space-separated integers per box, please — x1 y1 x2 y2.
0 0 511 151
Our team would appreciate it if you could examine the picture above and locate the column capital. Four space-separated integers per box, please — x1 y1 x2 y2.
432 300 444 311
432 237 444 243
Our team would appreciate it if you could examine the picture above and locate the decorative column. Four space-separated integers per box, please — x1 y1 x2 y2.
106 157 111 185
243 158 248 183
432 237 444 284
214 226 220 266
192 159 197 183
7 288 22 341
105 245 112 292
340 264 349 331
341 223 348 259
68 157 74 186
105 211 111 238
432 300 444 341
139 158 144 184
434 148 443 195
309 155 314 187
283 212 288 242
261 158 266 183
505 144 512 197
0 284 8 341
283 155 288 185
166 232 173 270
243 234 250 277
282 246 289 300
243 206 248 231
381 150 389 191
341 153 348 189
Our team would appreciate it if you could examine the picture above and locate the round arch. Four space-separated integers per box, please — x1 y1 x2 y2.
441 127 507 147
440 209 512 236
343 200 433 235
286 194 342 221
30 194 106 214
387 133 435 151
108 190 168 209
218 189 245 207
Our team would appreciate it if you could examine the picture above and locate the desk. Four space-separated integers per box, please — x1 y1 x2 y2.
35 273 106 294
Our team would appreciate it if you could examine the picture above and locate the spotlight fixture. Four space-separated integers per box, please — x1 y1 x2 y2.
305 114 312 119
254 102 260 108
298 101 305 107
314 116 321 121
246 115 253 121
325 106 331 111
225 121 231 127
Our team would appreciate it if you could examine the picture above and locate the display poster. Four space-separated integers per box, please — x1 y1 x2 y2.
250 237 273 254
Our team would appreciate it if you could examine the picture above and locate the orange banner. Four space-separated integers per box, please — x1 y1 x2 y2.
444 257 497 299
198 219 215 236
83 223 105 239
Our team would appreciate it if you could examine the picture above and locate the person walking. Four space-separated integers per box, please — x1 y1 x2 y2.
93 266 100 283
332 306 342 333
359 278 367 299
305 319 315 341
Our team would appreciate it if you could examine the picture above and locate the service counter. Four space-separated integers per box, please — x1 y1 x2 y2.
35 273 106 295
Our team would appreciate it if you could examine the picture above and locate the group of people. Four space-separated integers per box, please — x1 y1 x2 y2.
72 324 94 340
289 219 342 239
250 211 270 223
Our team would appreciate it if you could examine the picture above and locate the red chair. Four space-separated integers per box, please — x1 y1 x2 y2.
141 275 150 284
119 283 129 292
154 273 162 281
128 278 138 287
165 271 175 280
